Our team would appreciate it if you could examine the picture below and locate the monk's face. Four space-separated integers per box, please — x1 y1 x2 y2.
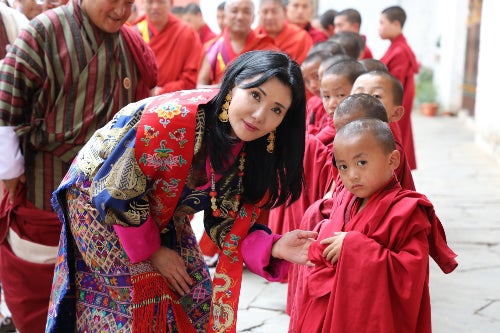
286 0 312 28
81 0 134 33
333 132 398 199
334 14 358 33
320 73 353 117
144 0 172 29
301 59 321 97
258 0 286 37
351 74 404 123
224 0 255 35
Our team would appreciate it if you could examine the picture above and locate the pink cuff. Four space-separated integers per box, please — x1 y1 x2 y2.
241 230 290 282
113 216 161 263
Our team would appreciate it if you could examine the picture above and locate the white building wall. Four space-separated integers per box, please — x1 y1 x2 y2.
433 0 468 114
474 0 500 162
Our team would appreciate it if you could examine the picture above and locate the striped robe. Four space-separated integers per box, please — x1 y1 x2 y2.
0 0 156 210
0 1 156 332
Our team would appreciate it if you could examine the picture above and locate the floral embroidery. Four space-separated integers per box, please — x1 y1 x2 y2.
157 103 189 127
169 128 188 148
160 178 181 198
141 125 159 147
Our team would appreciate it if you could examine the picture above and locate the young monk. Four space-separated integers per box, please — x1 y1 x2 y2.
316 58 366 145
379 5 419 170
285 93 416 315
290 118 458 333
301 50 333 135
351 70 416 189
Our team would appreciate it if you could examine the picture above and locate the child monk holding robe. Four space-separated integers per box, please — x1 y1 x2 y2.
290 118 458 333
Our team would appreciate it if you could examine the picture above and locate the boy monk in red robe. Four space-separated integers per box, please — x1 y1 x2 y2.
286 93 414 315
379 5 419 170
290 118 458 333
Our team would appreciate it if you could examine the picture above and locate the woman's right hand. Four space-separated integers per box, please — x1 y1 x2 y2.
150 246 193 296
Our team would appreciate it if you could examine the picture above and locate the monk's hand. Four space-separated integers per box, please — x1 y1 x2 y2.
271 230 318 266
321 232 347 265
150 246 193 296
1 174 26 204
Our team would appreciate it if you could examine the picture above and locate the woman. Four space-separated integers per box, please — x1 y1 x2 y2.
47 50 315 333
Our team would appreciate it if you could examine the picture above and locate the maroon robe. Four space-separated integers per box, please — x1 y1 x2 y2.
268 134 334 236
306 96 328 135
290 177 457 333
381 34 419 170
315 117 336 145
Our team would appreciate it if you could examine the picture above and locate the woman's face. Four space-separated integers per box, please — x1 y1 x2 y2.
227 76 291 142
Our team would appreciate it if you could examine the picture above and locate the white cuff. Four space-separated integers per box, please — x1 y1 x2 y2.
0 126 24 179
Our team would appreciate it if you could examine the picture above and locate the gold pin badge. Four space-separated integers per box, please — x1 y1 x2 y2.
123 77 131 90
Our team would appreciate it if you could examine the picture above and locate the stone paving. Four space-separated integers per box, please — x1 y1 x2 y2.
236 112 500 333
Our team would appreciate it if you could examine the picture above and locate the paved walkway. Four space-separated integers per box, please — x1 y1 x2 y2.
236 112 500 333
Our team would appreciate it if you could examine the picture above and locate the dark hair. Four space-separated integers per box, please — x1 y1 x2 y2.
337 8 362 26
382 6 407 28
358 59 388 72
362 70 404 105
184 2 202 15
319 9 338 30
217 1 225 11
206 50 306 208
329 31 364 59
323 59 366 85
335 118 396 154
171 6 186 15
334 93 389 124
308 40 345 57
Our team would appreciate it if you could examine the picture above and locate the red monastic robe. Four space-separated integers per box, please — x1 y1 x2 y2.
303 22 328 44
381 34 419 169
360 35 374 59
315 117 336 145
199 23 216 44
306 96 328 135
290 177 458 333
204 28 277 85
254 21 313 64
135 13 201 94
268 134 334 236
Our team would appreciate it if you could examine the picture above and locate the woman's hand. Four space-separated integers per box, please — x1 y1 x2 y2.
271 230 318 266
150 246 193 296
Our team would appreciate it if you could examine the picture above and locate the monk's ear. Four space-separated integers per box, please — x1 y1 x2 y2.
388 149 400 171
390 105 404 123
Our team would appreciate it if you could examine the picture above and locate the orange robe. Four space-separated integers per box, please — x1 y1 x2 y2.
254 21 313 64
203 28 277 85
135 14 202 94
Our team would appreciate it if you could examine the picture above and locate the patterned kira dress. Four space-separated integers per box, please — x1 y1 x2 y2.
47 89 259 333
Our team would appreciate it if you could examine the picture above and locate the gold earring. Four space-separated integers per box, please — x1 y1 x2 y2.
218 93 231 122
267 130 275 153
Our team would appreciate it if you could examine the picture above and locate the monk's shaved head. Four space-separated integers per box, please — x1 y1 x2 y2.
335 118 396 154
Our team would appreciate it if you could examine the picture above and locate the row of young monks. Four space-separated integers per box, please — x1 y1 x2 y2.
265 9 458 332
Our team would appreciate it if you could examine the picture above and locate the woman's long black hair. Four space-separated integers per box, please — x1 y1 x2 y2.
205 50 306 209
